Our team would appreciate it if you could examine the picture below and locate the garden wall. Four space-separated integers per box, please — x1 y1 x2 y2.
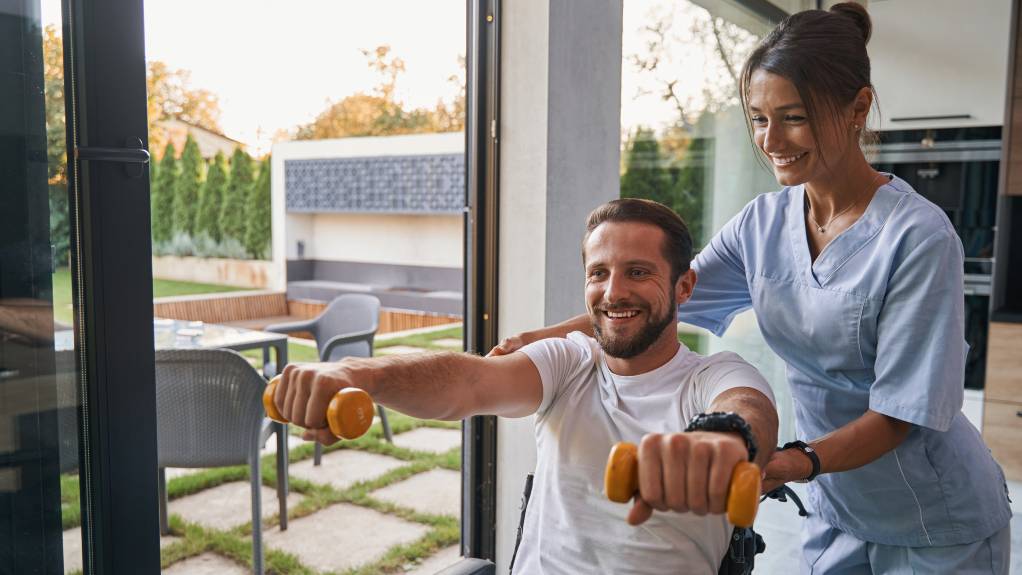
152 255 283 290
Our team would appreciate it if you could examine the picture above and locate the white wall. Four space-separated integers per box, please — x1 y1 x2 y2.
270 132 466 285
286 212 463 268
868 0 1012 130
496 1 622 571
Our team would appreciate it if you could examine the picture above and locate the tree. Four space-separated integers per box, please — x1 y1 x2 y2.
244 159 272 259
43 25 70 266
151 142 178 244
620 128 671 205
221 149 253 243
294 45 464 140
197 151 227 242
147 61 223 157
172 136 203 237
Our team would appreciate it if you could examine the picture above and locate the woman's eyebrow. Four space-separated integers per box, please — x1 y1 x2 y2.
748 103 805 112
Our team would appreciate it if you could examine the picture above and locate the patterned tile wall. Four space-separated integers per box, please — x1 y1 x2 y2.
284 154 464 214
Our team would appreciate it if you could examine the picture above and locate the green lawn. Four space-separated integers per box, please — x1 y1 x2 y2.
51 267 245 325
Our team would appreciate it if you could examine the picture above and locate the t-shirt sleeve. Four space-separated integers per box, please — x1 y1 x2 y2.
869 231 966 432
679 208 753 337
689 352 776 414
519 332 593 417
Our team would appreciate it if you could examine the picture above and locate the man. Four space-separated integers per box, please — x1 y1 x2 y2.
274 198 778 574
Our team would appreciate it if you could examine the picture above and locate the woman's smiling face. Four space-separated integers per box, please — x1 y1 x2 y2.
747 69 854 187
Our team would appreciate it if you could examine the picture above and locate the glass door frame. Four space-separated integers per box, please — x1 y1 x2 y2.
62 0 161 571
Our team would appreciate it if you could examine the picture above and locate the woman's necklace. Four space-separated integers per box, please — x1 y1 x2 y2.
805 173 884 234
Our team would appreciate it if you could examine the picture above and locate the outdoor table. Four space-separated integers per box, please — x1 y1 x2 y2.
55 319 292 529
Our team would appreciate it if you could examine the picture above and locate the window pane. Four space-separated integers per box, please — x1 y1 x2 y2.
140 2 468 572
620 0 795 439
0 0 86 572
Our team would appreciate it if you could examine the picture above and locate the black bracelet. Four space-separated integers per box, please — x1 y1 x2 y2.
781 440 821 482
685 412 757 462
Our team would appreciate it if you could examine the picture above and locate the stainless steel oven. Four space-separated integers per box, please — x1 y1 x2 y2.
872 128 1000 390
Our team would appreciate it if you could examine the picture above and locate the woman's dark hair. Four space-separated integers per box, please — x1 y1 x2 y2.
739 2 878 164
582 198 693 284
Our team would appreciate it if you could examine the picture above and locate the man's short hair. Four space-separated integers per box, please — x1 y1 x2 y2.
583 198 694 284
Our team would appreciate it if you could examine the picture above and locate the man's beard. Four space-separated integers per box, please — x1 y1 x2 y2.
591 295 675 359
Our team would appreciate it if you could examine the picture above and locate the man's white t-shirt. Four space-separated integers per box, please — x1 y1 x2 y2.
511 331 776 575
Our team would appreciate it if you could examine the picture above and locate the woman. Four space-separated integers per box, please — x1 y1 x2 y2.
494 4 1012 572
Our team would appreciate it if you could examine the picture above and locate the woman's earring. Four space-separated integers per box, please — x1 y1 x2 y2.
853 124 861 131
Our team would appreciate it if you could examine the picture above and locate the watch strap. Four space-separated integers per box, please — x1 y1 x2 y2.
685 412 758 462
782 440 821 482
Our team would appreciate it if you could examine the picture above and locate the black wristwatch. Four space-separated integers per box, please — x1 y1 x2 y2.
685 412 757 463
781 440 821 483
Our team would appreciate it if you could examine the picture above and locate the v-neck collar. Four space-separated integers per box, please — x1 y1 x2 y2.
786 174 905 286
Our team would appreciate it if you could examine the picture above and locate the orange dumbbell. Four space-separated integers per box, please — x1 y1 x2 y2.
263 375 376 440
604 442 761 528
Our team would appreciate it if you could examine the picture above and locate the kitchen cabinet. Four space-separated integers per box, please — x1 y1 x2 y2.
982 322 1022 480
868 0 1012 131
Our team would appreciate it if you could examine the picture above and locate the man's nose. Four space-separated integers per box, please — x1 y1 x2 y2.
603 272 630 304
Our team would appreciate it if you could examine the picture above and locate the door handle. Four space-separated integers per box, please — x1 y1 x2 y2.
75 138 150 178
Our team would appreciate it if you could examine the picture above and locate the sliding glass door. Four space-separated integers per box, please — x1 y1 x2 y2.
0 0 158 572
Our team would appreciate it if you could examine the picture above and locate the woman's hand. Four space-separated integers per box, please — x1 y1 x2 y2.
761 447 813 493
487 332 532 356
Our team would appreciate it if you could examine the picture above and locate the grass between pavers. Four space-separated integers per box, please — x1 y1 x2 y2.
60 410 461 574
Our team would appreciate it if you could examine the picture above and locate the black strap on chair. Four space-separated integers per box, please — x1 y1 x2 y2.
508 473 534 573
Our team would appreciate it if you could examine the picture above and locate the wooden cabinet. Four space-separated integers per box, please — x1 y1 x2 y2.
1002 0 1022 196
982 322 1022 479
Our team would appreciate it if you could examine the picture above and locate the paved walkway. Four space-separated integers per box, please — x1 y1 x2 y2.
62 423 463 574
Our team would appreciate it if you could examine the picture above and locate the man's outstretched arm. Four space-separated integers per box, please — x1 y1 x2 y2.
275 351 544 444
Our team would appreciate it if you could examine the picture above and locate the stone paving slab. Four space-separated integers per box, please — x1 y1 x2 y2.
393 427 462 454
169 482 303 531
403 545 462 574
371 468 461 517
62 528 180 573
289 448 406 491
162 552 249 575
264 502 429 573
431 338 463 349
260 433 307 455
376 345 428 355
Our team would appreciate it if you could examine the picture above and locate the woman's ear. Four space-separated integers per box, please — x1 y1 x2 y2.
851 86 873 129
676 269 697 305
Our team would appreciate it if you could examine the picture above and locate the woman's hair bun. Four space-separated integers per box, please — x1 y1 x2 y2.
829 2 872 44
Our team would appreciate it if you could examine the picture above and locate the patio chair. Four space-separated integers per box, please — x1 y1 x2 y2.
154 349 275 575
265 294 392 465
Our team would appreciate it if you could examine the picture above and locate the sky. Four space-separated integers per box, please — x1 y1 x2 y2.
42 0 754 154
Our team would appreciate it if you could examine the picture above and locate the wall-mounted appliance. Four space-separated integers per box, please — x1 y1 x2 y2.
872 127 1001 391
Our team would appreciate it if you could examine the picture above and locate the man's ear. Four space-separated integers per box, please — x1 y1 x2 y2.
675 269 697 305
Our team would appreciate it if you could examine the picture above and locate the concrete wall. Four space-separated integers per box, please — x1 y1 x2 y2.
152 256 281 290
495 1 622 571
270 132 466 286
285 212 463 268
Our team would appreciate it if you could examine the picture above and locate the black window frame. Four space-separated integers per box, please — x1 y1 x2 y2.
63 0 162 571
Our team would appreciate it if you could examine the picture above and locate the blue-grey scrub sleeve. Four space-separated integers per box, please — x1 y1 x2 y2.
680 209 752 337
868 230 966 432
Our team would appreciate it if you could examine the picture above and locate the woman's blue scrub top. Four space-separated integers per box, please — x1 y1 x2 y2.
680 175 1011 547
